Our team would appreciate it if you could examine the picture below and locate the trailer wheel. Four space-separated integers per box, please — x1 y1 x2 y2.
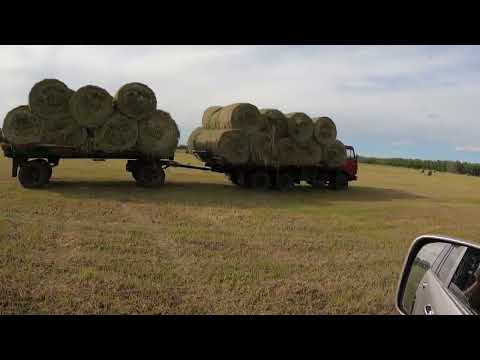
134 165 165 187
18 160 51 188
32 159 52 182
275 173 295 191
228 170 246 187
247 170 271 190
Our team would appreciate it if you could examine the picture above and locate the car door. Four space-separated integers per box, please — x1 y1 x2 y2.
407 243 450 314
414 245 469 315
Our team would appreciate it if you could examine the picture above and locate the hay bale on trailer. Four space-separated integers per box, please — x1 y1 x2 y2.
62 125 89 149
137 109 180 158
201 106 223 128
274 137 301 166
260 109 289 140
324 139 347 168
94 112 138 153
2 105 43 145
114 82 157 119
192 129 250 165
273 138 324 167
187 126 204 153
69 85 114 129
29 79 74 120
313 116 337 145
203 103 266 133
303 140 324 165
248 131 275 165
285 112 314 144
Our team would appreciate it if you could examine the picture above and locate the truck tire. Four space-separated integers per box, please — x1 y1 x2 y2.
18 160 51 188
274 172 294 191
246 170 270 190
134 165 165 187
330 172 348 191
308 178 324 189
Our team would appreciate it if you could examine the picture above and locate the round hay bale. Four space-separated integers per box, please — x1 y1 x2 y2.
187 126 204 153
2 105 43 145
62 126 88 149
304 140 324 165
325 139 347 168
114 82 157 118
41 116 78 144
285 112 314 144
274 137 301 166
313 116 337 145
202 106 223 128
249 131 275 165
274 138 324 167
260 109 289 139
205 103 266 132
29 79 73 120
137 110 180 158
192 129 250 165
94 112 138 153
70 85 114 128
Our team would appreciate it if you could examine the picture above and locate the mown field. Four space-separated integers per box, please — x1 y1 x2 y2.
1 150 479 314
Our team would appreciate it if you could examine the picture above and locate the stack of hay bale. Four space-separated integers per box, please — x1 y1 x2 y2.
1 79 179 158
187 103 347 168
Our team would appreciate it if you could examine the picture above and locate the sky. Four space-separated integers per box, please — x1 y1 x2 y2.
1 45 479 162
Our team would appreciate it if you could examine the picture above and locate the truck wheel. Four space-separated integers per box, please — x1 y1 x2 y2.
275 173 294 191
134 165 165 187
247 170 270 190
330 172 348 191
308 178 324 189
18 160 51 188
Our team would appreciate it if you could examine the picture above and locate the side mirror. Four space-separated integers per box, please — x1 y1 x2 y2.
396 235 480 315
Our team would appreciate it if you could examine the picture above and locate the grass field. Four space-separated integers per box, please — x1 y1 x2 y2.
1 150 480 314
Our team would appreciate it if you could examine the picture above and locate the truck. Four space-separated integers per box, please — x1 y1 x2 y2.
191 145 357 191
0 137 358 191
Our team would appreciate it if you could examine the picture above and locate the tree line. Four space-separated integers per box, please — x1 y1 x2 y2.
358 156 480 177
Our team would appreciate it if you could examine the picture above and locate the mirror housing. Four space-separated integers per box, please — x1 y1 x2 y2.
396 234 480 315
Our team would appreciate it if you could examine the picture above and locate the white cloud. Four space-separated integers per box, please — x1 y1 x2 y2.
456 146 480 153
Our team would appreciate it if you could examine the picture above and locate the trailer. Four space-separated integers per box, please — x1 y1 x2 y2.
0 140 357 191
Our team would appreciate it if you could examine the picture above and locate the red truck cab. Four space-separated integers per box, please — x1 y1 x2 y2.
343 145 358 181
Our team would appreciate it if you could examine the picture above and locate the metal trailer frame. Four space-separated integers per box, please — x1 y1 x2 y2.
1 142 353 191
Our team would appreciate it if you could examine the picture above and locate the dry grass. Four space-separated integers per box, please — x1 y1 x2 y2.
1 150 480 314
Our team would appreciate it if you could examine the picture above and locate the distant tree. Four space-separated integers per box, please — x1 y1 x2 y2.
357 154 480 177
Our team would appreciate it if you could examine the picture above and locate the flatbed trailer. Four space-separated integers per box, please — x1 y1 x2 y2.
0 142 358 191
0 142 212 188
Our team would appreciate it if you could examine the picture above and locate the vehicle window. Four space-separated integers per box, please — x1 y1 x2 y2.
432 244 452 272
402 242 448 313
449 247 480 314
346 149 354 159
436 245 466 284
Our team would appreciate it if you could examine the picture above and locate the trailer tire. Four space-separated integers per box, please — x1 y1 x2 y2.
275 172 295 191
32 159 52 182
247 170 271 190
228 170 246 187
134 165 165 187
18 160 51 188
